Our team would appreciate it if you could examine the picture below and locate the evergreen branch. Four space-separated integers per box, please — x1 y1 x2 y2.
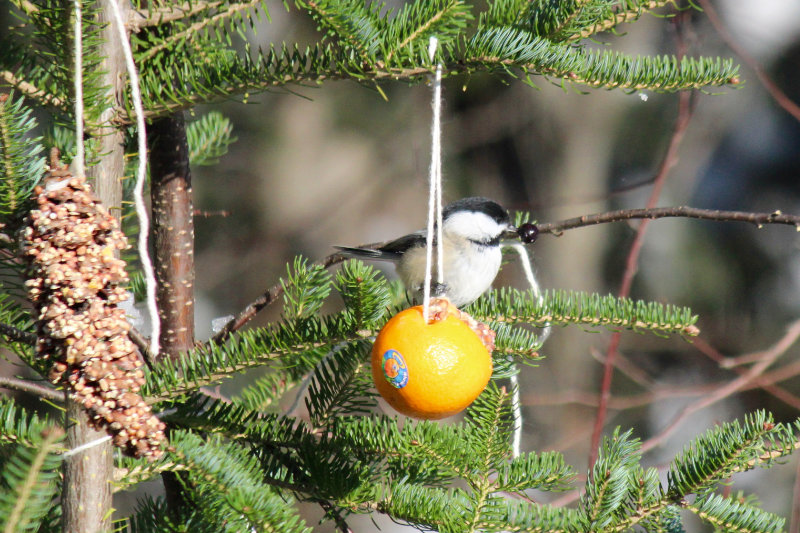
136 0 265 64
689 493 784 533
0 397 57 447
0 92 46 219
0 71 66 108
113 459 188 492
565 0 674 43
233 372 296 412
582 428 642 530
304 342 377 427
536 206 800 236
168 431 312 531
667 411 797 498
467 288 699 337
0 377 63 403
127 0 227 32
186 111 236 166
0 322 36 345
463 26 738 92
0 426 64 533
297 0 384 62
382 0 472 66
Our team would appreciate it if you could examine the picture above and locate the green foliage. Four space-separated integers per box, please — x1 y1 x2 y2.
0 0 794 531
468 287 699 337
0 425 63 533
168 431 311 532
667 410 798 498
0 397 54 447
186 111 236 167
0 93 44 226
688 493 785 533
524 0 675 42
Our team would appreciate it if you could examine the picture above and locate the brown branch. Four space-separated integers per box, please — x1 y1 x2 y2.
209 202 799 345
0 376 63 402
0 323 36 345
537 206 800 236
209 252 347 344
589 82 695 468
697 0 800 123
641 319 800 454
692 336 800 411
0 71 66 109
791 454 800 533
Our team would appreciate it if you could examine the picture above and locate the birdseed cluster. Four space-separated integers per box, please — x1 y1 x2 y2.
428 297 496 352
22 166 165 460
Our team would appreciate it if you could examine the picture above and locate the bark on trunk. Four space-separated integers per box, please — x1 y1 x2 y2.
61 0 128 530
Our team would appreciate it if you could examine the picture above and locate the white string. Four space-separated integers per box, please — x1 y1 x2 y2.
423 36 444 322
504 243 552 458
107 0 161 356
62 435 112 458
72 0 84 178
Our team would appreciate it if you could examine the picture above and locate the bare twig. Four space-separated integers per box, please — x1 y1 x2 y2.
537 206 800 236
0 376 63 402
208 198 799 345
640 319 800 454
792 454 800 533
209 252 347 345
589 81 695 467
128 327 155 369
692 336 800 411
697 0 800 123
0 323 36 345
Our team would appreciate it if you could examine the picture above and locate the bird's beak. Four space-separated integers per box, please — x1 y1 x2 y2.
501 225 519 240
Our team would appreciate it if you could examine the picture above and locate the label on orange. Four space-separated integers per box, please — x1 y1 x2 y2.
381 349 409 389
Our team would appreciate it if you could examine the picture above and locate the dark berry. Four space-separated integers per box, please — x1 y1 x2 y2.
518 223 539 244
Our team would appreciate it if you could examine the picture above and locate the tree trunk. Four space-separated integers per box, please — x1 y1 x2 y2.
149 113 196 358
149 113 196 520
61 0 128 530
61 0 128 533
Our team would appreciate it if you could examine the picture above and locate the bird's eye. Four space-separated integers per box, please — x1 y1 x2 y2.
518 223 539 244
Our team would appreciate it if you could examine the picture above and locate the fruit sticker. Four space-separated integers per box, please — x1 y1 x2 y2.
382 349 409 389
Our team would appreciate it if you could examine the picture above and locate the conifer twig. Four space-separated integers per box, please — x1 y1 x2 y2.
0 323 36 345
0 376 63 402
0 71 66 108
126 0 225 32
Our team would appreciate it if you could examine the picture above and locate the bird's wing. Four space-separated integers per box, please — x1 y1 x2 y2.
335 232 426 262
334 246 404 262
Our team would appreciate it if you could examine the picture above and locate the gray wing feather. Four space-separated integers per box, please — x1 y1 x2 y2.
335 231 425 262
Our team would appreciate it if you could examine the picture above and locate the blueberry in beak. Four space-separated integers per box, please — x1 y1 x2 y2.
517 223 539 244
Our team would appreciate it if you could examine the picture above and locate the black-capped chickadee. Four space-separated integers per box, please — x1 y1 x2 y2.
336 197 526 307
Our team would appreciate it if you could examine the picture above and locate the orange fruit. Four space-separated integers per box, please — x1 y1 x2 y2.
371 304 493 419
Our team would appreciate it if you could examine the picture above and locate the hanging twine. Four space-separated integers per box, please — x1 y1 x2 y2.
422 36 445 323
107 0 160 356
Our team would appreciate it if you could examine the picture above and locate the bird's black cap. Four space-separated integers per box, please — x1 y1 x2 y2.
443 197 510 225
